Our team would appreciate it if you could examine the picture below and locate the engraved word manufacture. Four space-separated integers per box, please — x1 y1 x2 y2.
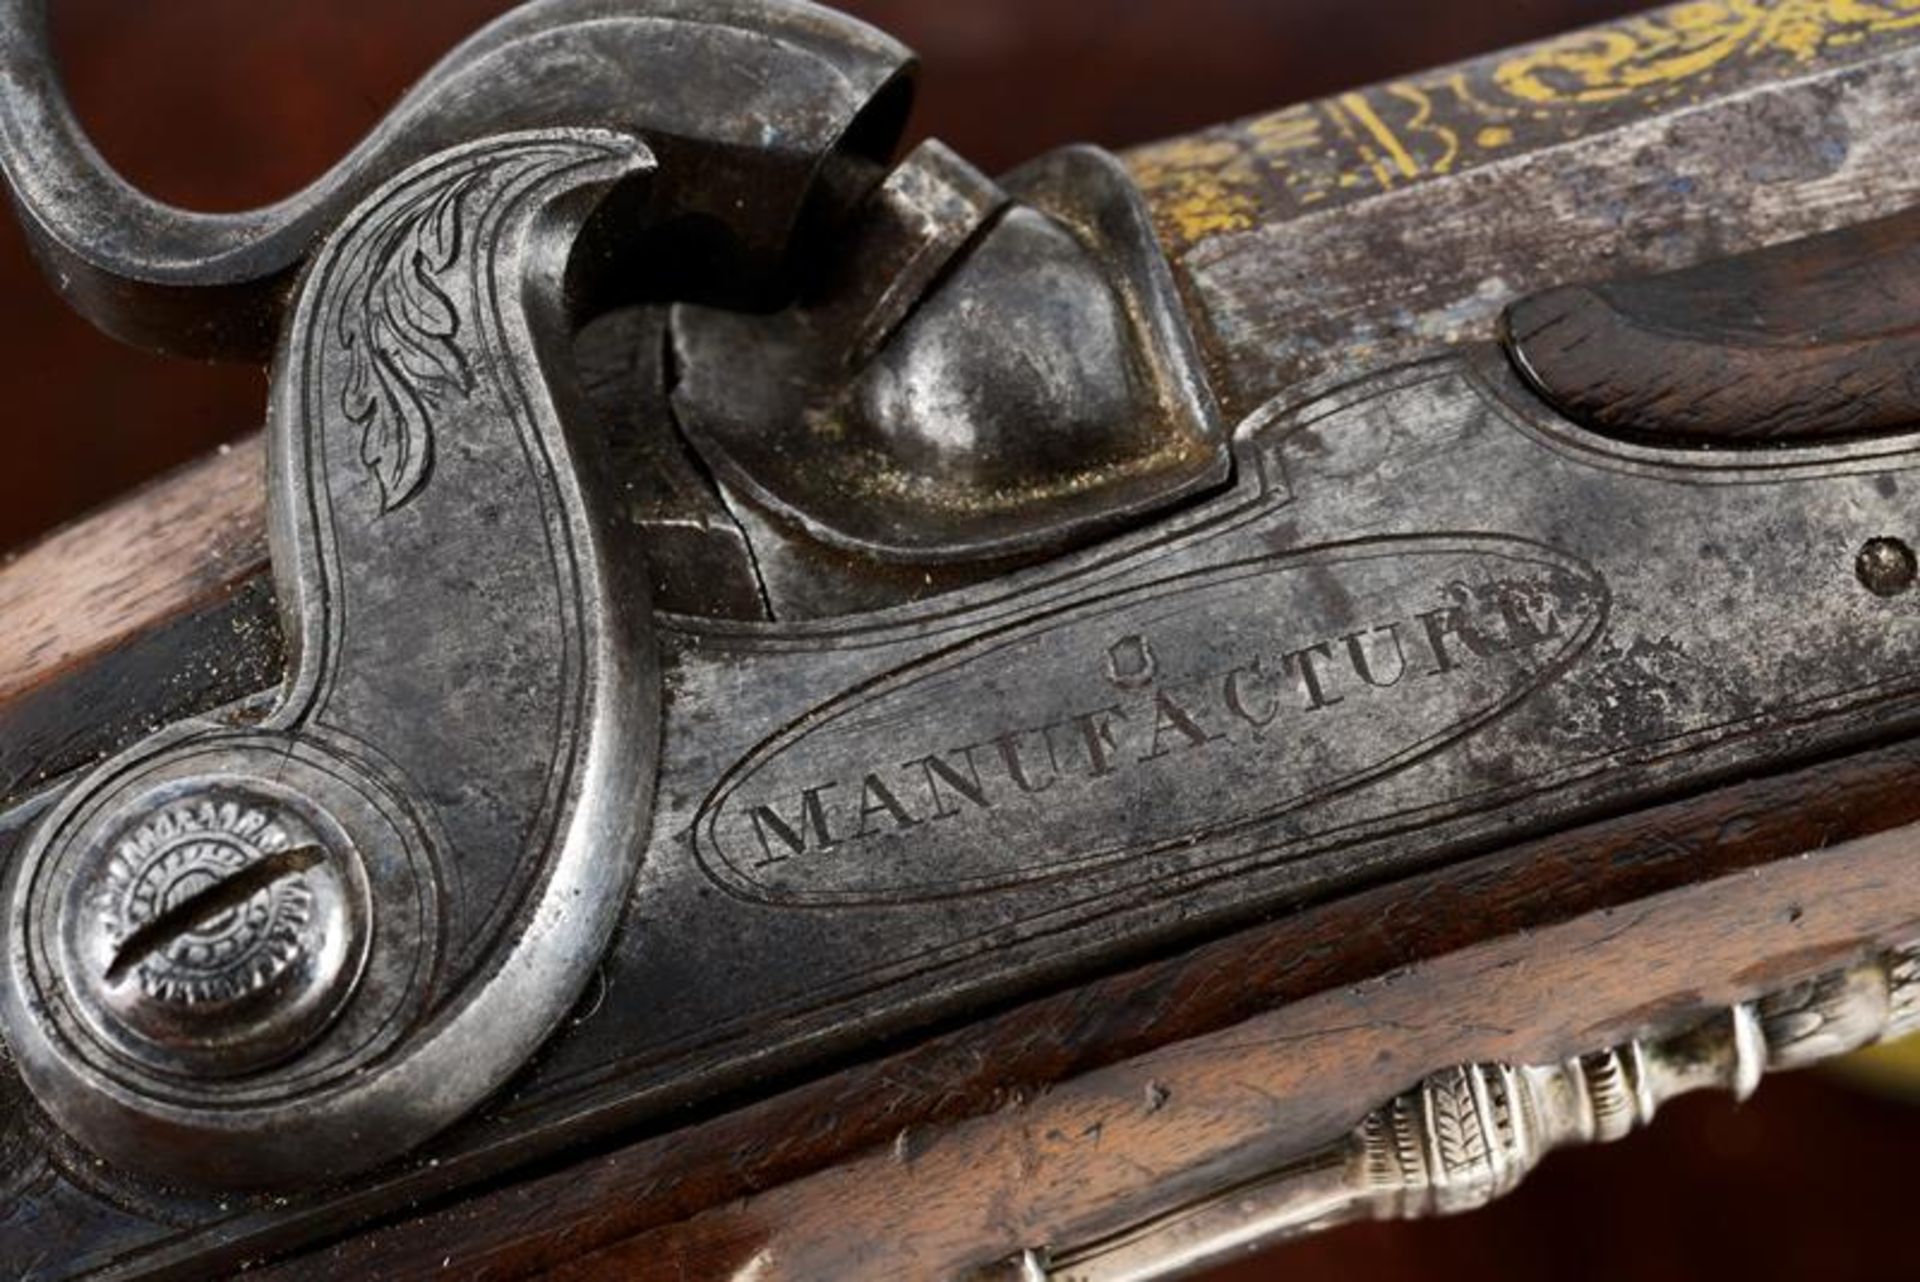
740 578 1567 870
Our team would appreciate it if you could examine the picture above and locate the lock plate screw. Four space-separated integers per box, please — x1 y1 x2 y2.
62 788 368 1079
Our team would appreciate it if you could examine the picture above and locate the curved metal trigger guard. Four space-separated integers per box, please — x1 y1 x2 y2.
0 1 916 1188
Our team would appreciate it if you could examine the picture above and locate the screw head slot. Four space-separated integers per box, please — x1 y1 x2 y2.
61 787 368 1079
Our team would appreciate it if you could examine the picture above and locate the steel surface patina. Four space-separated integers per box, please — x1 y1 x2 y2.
5 0 1920 1277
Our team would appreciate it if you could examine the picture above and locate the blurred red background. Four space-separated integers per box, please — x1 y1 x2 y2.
9 3 1920 1280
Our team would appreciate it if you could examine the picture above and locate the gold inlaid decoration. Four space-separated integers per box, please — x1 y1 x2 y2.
1129 0 1920 250
1126 135 1261 243
1496 0 1920 105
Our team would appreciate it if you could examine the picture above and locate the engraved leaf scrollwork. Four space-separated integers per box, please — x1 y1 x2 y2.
1424 1067 1485 1171
334 173 480 512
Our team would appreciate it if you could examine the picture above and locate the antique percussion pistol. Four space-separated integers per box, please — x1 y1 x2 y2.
6 0 1920 1276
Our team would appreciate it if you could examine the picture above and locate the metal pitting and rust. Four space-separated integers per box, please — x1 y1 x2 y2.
5 0 1920 1277
671 142 1227 584
1133 0 1920 417
0 0 922 1200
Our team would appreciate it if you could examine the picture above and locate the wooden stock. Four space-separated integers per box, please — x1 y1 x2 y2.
242 729 1920 1278
1508 207 1920 443
0 441 260 706
0 440 275 803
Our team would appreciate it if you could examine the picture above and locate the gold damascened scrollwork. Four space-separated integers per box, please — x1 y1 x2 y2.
1496 0 1920 104
1127 0 1920 246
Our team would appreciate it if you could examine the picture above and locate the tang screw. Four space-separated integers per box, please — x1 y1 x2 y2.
1856 537 1917 598
63 791 368 1078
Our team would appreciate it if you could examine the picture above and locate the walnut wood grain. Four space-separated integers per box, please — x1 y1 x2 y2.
1505 206 1920 443
553 821 1920 1280
0 437 263 705
0 439 278 802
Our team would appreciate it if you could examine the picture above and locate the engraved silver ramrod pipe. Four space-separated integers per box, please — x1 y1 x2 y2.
975 945 1920 1282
